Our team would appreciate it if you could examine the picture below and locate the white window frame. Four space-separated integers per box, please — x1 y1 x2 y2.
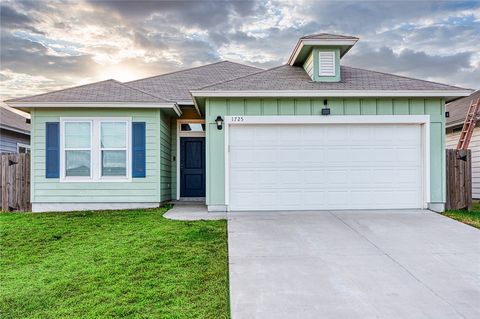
98 120 130 181
60 117 132 182
17 142 31 153
318 51 336 76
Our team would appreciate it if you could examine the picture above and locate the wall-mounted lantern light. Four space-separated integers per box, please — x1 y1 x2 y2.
215 115 224 130
321 99 331 115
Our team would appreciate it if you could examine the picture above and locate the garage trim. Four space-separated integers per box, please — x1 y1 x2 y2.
224 115 430 211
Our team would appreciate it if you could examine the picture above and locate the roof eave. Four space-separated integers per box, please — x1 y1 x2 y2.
191 89 473 99
288 39 358 65
6 102 183 117
0 124 30 135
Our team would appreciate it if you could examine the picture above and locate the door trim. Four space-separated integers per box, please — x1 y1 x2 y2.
176 119 205 200
224 115 430 211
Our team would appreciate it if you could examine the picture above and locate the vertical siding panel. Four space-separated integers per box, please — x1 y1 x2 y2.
393 99 409 115
425 99 443 116
279 99 295 115
262 98 278 115
329 99 344 115
295 98 312 115
361 98 377 115
345 99 360 115
312 99 323 115
170 118 177 200
246 98 262 115
409 99 425 115
377 99 393 115
229 98 245 115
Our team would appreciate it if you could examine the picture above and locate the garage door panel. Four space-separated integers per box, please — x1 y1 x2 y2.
229 123 423 211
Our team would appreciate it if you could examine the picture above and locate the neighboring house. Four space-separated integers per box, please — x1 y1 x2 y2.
0 106 30 153
5 33 472 213
445 90 480 199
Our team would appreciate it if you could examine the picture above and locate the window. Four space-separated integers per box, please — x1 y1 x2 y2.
101 122 127 177
65 121 91 177
318 51 336 76
180 123 205 132
17 143 30 154
60 118 131 181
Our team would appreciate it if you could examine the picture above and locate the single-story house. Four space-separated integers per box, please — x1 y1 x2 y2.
5 33 472 213
0 106 30 154
445 90 480 199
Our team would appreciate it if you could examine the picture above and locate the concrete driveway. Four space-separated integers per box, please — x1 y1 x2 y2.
228 210 480 319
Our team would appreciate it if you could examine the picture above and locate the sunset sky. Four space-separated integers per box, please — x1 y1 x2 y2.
1 0 479 102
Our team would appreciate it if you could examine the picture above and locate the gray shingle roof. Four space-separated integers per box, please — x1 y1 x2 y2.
198 64 469 92
126 61 262 104
446 90 480 128
6 79 171 103
0 106 30 134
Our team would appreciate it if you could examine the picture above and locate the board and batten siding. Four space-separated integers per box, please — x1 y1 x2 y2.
205 97 446 207
31 108 171 204
446 127 480 199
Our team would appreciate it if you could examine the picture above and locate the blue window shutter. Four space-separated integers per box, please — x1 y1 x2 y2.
45 122 60 178
132 122 146 178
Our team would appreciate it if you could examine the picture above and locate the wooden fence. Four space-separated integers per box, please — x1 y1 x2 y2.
0 153 31 212
446 149 472 211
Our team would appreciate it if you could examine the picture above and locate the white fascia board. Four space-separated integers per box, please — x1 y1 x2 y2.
288 39 358 65
190 90 473 98
7 102 183 116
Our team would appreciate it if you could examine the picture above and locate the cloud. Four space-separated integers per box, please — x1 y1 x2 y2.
1 0 479 100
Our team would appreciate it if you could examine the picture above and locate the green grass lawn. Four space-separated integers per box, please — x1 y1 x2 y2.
444 202 480 229
0 206 229 319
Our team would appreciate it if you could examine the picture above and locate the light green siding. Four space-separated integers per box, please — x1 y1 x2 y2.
31 108 169 203
206 97 445 206
303 51 314 79
170 119 177 200
160 111 172 202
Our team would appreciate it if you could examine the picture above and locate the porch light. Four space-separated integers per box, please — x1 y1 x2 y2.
215 116 224 130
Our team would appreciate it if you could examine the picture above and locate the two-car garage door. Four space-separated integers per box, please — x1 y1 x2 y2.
228 123 424 211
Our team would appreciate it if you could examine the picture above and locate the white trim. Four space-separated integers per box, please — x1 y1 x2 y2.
428 203 445 213
16 142 30 153
190 90 473 98
60 117 132 183
288 38 358 65
224 115 431 211
207 205 227 212
176 119 206 200
32 202 160 213
7 102 183 116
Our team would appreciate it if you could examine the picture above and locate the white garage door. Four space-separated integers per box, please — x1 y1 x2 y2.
228 124 424 211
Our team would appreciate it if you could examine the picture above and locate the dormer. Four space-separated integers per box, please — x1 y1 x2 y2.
288 33 358 82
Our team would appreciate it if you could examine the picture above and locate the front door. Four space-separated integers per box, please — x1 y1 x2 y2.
180 137 206 197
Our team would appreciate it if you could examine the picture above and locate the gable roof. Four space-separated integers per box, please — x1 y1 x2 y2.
126 61 262 104
446 90 480 128
5 79 171 103
0 106 30 135
300 33 359 40
193 65 471 99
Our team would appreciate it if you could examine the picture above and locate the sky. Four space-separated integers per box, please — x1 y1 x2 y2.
1 0 479 102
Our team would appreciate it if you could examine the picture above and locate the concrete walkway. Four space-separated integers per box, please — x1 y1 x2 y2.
228 210 480 319
163 203 226 220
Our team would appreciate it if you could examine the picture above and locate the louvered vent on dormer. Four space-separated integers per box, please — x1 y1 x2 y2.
318 51 336 76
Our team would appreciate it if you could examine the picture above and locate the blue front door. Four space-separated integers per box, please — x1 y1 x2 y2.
180 137 206 197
